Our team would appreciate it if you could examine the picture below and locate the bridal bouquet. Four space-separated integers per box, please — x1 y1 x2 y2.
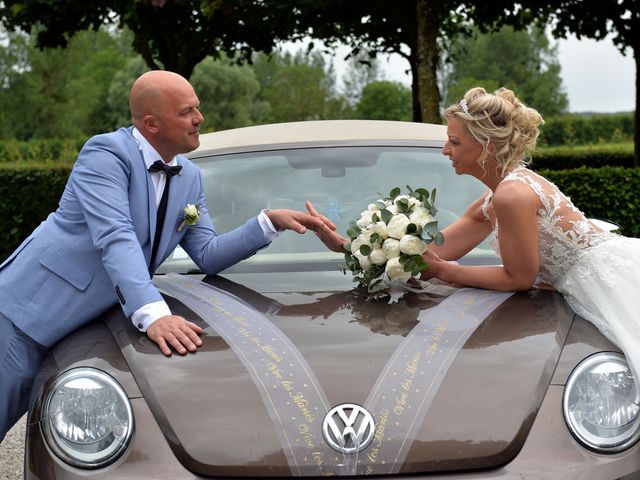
343 186 444 299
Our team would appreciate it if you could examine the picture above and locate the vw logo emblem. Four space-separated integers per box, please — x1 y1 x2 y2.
322 403 376 454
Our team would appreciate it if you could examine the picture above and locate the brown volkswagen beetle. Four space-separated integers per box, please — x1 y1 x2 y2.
24 120 639 479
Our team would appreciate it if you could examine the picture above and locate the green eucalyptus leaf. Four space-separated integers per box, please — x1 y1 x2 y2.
359 244 371 256
346 227 360 239
434 232 445 246
370 233 380 244
415 188 429 199
389 187 401 199
375 200 387 209
425 220 439 236
406 223 418 234
381 208 393 224
372 213 380 223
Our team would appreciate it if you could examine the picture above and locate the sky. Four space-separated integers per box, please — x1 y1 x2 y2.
324 34 635 114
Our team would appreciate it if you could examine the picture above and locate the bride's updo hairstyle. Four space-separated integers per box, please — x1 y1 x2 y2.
444 87 544 175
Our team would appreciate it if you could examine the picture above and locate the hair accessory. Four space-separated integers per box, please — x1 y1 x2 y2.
459 99 469 114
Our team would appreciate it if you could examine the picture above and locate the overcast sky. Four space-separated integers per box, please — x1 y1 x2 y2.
556 35 634 113
323 34 635 114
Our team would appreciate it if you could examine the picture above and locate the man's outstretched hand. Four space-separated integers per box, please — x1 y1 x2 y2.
147 315 204 356
266 208 336 235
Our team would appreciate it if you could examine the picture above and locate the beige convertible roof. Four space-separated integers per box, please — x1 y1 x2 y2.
194 120 447 155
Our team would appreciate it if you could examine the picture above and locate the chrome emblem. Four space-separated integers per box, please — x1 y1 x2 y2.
322 403 375 454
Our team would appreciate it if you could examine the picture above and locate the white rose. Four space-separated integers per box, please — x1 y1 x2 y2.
385 257 412 282
382 238 401 258
367 203 382 213
399 234 427 255
354 251 372 271
356 210 375 229
368 221 388 240
184 204 198 217
349 236 363 255
369 248 387 265
409 206 434 228
386 204 399 215
351 231 378 256
386 214 410 239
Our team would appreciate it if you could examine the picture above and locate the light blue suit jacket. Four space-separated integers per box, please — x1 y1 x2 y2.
0 127 268 346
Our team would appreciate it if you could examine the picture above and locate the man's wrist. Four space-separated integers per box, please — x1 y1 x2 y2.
258 209 280 241
131 301 171 332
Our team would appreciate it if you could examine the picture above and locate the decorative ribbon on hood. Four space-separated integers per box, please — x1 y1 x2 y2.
154 274 513 476
154 274 343 476
359 288 514 475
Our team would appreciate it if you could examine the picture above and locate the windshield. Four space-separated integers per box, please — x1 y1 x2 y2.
162 145 497 273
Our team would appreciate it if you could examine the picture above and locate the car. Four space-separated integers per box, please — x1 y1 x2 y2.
24 120 640 479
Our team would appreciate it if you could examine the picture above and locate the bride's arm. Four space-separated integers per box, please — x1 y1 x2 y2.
428 193 494 261
422 182 540 291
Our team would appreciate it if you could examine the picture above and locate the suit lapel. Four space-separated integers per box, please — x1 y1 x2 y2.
123 127 160 264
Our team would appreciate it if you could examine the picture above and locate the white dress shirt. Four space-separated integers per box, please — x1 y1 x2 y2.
130 128 279 332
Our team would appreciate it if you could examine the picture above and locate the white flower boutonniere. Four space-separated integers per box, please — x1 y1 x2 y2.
178 203 201 232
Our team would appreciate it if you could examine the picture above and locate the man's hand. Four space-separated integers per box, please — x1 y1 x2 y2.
305 201 348 253
146 315 204 356
266 208 336 234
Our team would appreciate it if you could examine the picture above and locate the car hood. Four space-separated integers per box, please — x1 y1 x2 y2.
106 273 574 477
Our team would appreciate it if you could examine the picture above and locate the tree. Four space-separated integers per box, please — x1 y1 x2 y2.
191 57 269 131
547 0 639 166
0 0 297 79
274 0 467 123
0 28 134 139
0 28 30 137
443 25 568 117
355 81 412 121
341 49 382 108
252 50 350 123
469 0 639 166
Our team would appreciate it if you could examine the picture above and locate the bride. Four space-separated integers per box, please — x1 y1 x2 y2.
309 86 640 383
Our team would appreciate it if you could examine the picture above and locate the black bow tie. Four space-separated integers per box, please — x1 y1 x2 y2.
148 160 182 177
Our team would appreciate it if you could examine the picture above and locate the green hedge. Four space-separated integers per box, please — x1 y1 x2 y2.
540 166 640 238
0 165 73 262
531 143 635 170
0 138 82 165
539 113 634 146
1 163 638 263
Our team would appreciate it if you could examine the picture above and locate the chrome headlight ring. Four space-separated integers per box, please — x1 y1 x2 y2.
41 367 134 468
563 352 640 453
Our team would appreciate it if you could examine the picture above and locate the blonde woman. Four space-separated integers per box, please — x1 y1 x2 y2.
309 86 640 383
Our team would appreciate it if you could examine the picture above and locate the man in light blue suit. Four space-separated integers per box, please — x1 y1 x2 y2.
0 70 330 442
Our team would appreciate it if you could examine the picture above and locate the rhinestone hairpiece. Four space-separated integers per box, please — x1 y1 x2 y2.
459 99 469 114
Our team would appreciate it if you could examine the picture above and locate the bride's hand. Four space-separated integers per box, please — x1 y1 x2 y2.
305 200 348 253
421 248 444 280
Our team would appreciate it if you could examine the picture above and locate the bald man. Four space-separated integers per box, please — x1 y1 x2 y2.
0 71 328 442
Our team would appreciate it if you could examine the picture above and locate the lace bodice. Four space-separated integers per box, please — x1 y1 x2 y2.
482 167 615 285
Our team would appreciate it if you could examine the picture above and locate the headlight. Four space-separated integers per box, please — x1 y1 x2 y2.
563 352 640 452
41 367 134 468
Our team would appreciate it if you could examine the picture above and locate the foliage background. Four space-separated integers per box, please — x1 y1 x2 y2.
0 19 637 261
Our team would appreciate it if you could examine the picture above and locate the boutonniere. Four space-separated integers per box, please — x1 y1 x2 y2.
178 203 201 232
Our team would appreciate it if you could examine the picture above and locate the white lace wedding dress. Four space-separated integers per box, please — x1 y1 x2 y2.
482 167 640 381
